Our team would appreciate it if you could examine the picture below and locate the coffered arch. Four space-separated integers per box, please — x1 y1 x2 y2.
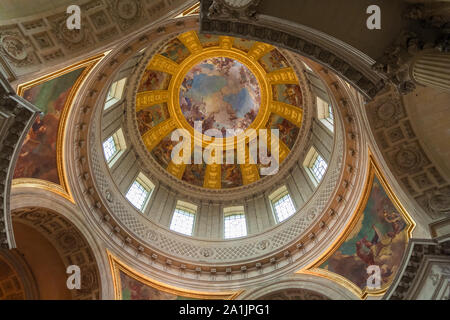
9 185 113 299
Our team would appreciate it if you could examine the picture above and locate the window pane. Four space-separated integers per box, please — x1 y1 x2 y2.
103 136 118 163
170 209 195 236
311 154 327 182
273 194 296 222
328 104 334 120
224 214 247 239
325 104 334 127
126 180 149 211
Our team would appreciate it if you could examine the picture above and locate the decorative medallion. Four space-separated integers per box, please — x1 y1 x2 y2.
395 149 419 170
117 0 139 20
0 35 28 61
376 102 396 121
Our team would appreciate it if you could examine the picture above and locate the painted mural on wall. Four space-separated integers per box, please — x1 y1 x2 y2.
182 162 206 187
197 33 220 48
151 133 178 169
266 114 299 149
120 271 195 300
272 84 303 107
318 174 411 291
221 152 243 189
160 38 190 64
136 103 170 135
259 49 289 73
232 38 256 52
138 69 171 92
13 68 85 185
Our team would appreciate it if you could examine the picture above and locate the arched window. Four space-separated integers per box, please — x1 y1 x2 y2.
105 78 127 109
304 147 328 186
223 206 247 239
269 186 296 223
125 173 154 212
102 128 126 167
316 96 334 132
170 201 197 236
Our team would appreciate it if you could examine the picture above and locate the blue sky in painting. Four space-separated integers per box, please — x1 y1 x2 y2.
224 88 253 118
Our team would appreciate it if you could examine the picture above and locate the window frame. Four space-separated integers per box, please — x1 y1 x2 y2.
169 201 197 236
223 206 247 239
303 147 328 186
269 186 296 223
316 96 334 132
104 78 127 110
125 173 154 212
102 128 126 167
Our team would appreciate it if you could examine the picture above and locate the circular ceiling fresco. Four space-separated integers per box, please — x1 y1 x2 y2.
135 31 304 189
180 57 261 136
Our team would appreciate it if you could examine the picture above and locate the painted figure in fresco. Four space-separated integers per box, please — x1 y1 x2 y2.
283 85 302 107
14 68 84 185
233 38 255 52
355 232 377 266
276 119 295 146
183 164 205 186
222 164 241 187
268 50 287 70
198 34 220 48
139 70 169 92
266 115 298 149
260 49 288 72
137 105 167 135
319 176 409 290
14 111 60 183
137 110 154 134
384 210 404 237
355 218 405 281
161 39 189 63
152 138 176 168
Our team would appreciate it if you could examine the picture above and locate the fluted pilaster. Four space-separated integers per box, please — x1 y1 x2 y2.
412 51 450 92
